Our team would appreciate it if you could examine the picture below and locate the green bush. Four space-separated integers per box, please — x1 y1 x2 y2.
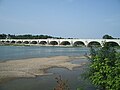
89 44 120 90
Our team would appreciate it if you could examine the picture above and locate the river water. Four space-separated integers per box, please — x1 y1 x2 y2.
0 46 90 61
0 46 96 90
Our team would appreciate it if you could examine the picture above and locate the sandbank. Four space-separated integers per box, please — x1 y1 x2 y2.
0 56 88 84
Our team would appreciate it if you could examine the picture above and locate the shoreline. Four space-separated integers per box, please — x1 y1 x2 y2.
0 44 85 47
0 56 88 84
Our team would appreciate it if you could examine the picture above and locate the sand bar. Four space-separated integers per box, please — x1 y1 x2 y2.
0 56 87 84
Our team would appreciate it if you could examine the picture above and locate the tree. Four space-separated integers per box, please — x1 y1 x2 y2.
102 34 114 39
0 34 7 39
89 43 120 90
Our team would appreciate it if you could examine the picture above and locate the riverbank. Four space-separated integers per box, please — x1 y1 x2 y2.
0 43 81 47
0 56 88 84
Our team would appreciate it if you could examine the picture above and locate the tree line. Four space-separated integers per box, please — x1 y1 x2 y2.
0 34 63 39
0 34 119 39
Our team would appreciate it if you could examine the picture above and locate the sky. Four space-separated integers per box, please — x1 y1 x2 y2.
0 0 120 38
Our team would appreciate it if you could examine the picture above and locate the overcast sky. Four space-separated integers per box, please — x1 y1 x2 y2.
0 0 120 38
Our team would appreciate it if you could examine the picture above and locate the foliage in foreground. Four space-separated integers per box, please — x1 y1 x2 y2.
89 44 120 90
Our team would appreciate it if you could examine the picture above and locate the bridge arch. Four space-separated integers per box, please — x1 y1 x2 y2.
30 41 37 44
87 41 101 47
39 41 47 45
73 41 85 46
105 41 119 47
6 41 10 43
49 41 58 45
11 41 16 44
60 41 71 45
23 41 29 44
1 41 5 43
16 41 22 44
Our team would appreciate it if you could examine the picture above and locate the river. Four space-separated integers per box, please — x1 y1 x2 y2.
0 46 90 61
0 46 96 90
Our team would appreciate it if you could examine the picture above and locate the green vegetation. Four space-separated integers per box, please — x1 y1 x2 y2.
102 34 114 39
0 34 7 39
88 43 120 90
102 34 120 39
0 34 63 39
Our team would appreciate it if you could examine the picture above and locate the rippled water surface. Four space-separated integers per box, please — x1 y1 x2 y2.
0 46 90 61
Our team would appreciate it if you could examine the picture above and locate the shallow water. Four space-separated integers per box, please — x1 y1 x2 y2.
71 58 89 64
0 46 90 61
0 66 95 90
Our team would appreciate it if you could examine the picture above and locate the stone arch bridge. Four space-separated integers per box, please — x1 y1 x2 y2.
0 39 120 47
